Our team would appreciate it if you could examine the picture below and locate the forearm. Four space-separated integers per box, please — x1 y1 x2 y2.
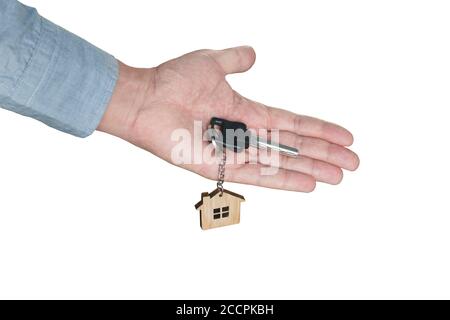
0 0 157 143
0 0 117 137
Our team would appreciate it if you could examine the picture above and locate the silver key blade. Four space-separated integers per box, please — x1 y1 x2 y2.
250 135 299 157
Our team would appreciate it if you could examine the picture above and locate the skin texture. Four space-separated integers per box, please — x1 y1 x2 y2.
97 46 359 192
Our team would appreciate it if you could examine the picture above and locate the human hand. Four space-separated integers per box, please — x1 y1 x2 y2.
98 46 359 192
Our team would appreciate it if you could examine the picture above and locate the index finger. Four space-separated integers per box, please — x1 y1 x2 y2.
234 97 354 146
267 107 354 146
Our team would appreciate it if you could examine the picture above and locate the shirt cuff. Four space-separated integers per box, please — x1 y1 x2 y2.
7 16 118 138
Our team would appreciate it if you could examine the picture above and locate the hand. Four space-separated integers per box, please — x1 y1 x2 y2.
98 46 359 192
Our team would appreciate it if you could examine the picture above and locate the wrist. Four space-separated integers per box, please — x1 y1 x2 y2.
97 61 155 141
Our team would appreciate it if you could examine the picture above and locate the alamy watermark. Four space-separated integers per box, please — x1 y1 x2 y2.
170 121 282 175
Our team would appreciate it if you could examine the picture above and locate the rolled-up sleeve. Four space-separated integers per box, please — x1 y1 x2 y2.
0 0 118 137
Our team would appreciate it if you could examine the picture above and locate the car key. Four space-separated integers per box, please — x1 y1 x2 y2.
208 117 249 152
207 117 299 157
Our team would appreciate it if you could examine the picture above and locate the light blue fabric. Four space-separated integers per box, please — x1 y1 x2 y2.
0 0 118 137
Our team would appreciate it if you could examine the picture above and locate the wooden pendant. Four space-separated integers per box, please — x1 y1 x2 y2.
194 188 245 230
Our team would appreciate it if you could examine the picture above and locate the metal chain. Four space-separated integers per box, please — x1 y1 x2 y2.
216 145 227 196
210 133 227 196
210 129 227 196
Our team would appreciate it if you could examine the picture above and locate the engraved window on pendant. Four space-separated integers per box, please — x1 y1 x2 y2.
221 206 229 218
213 206 230 219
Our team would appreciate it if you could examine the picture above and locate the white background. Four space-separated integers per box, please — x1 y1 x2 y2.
0 0 449 299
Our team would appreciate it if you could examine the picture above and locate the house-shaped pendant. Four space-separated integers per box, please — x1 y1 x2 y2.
194 188 245 230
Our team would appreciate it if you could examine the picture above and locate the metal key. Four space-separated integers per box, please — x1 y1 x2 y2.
207 117 299 157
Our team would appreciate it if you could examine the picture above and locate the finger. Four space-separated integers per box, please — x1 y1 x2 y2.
227 164 316 192
209 46 256 75
276 131 360 171
234 97 354 146
269 108 354 146
266 155 344 185
223 147 344 185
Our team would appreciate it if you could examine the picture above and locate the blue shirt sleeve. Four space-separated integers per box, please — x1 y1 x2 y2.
0 0 118 137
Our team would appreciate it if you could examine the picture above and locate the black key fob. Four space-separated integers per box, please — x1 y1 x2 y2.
209 117 250 152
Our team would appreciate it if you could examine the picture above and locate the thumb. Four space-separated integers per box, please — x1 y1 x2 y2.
210 46 256 75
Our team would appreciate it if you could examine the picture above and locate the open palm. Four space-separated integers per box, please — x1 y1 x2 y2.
100 46 359 192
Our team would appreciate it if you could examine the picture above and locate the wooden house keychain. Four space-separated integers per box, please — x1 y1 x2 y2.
194 117 299 230
194 118 245 230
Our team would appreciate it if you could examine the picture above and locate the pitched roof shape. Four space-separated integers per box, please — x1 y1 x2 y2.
195 188 245 209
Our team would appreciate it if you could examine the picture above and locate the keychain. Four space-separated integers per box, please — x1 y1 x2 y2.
194 117 299 230
194 122 245 230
